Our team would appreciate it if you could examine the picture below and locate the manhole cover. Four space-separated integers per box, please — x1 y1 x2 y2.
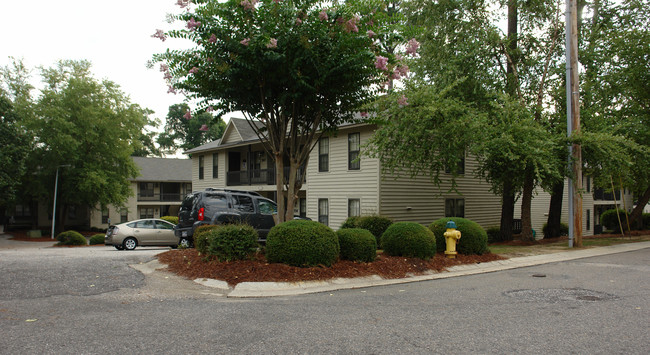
504 288 618 303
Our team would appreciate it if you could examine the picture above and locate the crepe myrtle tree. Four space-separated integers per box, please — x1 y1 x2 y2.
153 0 416 222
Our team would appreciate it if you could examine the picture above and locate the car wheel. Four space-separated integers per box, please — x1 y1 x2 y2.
123 237 137 251
114 245 124 250
179 237 191 249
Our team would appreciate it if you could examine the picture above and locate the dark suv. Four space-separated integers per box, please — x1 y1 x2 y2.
175 188 279 245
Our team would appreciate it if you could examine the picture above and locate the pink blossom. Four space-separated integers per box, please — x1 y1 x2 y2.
206 106 214 112
406 38 420 56
199 124 209 131
240 0 258 11
273 0 282 3
167 85 177 94
367 20 374 26
183 110 192 120
374 56 388 71
151 29 167 42
395 54 404 61
240 38 250 46
189 67 199 74
159 64 169 72
367 30 376 38
267 38 278 49
176 0 191 8
397 95 409 106
186 17 201 31
209 34 217 43
319 10 328 21
163 71 172 80
360 111 368 117
345 19 359 33
296 18 302 25
397 64 409 76
391 71 401 80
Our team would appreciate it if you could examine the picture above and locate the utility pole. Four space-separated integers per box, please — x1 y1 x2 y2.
566 0 583 247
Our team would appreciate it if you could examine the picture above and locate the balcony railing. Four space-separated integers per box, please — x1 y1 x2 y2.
226 167 306 186
137 193 184 202
593 188 620 201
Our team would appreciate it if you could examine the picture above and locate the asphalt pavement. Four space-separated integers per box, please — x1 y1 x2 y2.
1 233 648 354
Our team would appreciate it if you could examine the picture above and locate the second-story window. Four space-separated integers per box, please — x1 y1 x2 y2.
319 137 329 172
348 133 360 170
140 182 154 197
212 153 218 179
198 155 204 180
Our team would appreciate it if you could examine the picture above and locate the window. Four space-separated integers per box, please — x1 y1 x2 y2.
586 209 591 231
445 198 465 218
140 207 154 219
198 156 204 180
15 204 31 217
318 199 329 226
299 198 306 218
348 133 360 170
348 199 360 217
120 209 128 223
155 220 174 230
257 200 277 215
586 177 591 193
445 155 465 175
101 208 109 224
319 137 329 172
68 205 77 219
212 153 218 179
136 219 155 229
232 195 254 213
140 182 154 197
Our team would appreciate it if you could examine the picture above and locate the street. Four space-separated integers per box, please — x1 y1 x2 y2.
1 238 648 354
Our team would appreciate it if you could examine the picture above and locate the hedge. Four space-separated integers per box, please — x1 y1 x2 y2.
381 222 436 260
266 220 339 267
429 218 488 255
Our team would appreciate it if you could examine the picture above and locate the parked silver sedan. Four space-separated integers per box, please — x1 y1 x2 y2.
105 219 180 250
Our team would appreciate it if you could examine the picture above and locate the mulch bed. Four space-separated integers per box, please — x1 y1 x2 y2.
157 249 504 287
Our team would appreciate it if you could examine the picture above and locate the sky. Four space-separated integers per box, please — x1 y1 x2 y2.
0 0 193 130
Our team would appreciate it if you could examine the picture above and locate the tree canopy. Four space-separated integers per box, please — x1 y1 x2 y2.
154 0 413 221
157 103 226 154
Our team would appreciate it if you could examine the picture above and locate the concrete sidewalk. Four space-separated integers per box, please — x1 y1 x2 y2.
183 241 650 298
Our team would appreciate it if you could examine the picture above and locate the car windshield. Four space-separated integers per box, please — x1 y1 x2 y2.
258 200 277 215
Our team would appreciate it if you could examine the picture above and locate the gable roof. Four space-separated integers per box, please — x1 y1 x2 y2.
131 156 192 182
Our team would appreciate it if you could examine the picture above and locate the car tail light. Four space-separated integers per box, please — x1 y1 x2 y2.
111 227 118 236
198 207 205 221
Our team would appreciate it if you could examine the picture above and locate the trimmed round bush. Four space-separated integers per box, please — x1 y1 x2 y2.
89 234 105 245
429 218 488 255
206 224 258 262
542 222 569 238
357 215 393 246
160 215 179 225
336 228 377 262
193 224 220 254
381 222 436 260
56 230 87 246
266 220 339 267
600 209 629 232
340 216 361 229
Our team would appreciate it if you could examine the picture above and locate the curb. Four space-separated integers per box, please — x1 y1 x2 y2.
225 241 650 298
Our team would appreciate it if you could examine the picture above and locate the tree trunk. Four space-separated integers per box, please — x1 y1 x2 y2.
520 166 535 241
284 161 299 222
629 185 650 229
500 179 515 241
274 154 286 223
545 181 564 238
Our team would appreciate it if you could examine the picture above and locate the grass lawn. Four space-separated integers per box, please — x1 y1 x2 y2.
489 234 650 257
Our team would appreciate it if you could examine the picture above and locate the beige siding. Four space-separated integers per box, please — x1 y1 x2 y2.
379 157 502 229
306 126 379 229
221 125 242 144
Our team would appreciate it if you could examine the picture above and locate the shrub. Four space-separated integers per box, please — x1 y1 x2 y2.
486 226 501 243
89 234 105 245
206 224 258 262
160 215 179 225
56 230 87 246
266 220 339 267
381 222 436 260
193 224 220 254
341 215 392 247
429 218 488 255
600 209 630 232
340 216 361 229
336 228 377 262
542 222 569 238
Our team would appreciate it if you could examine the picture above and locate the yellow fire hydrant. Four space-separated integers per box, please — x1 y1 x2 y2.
444 221 461 258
